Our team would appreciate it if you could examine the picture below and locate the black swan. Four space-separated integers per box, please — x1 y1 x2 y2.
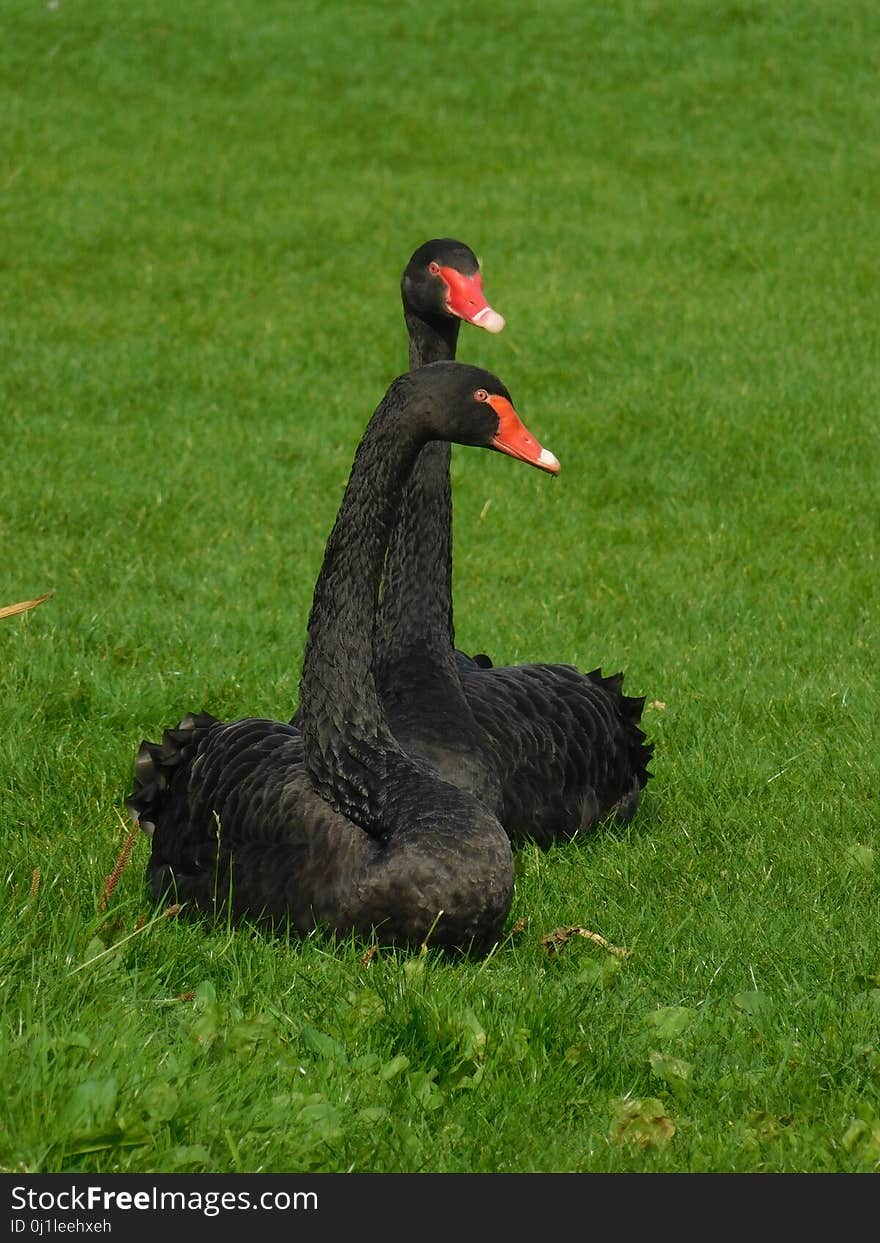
127 362 559 954
371 239 654 847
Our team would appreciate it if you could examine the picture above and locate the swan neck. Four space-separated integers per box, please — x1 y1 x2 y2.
405 307 460 370
375 310 459 679
375 443 456 675
299 395 422 826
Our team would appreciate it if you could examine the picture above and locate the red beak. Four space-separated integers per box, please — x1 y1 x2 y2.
438 266 506 333
488 395 560 475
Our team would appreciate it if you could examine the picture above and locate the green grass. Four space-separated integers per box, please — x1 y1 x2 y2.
2 0 879 1173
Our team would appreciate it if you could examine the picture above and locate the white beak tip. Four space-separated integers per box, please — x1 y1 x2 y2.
472 307 506 334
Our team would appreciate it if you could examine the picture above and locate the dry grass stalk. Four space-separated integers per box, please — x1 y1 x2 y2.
0 592 54 620
540 925 630 958
28 868 41 899
98 820 141 912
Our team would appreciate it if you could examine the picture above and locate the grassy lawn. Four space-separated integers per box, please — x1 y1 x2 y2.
1 0 878 1173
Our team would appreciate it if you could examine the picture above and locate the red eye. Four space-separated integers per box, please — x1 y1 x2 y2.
474 389 489 402
428 261 441 275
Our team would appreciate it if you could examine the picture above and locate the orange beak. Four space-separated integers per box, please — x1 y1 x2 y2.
438 266 506 333
488 395 560 475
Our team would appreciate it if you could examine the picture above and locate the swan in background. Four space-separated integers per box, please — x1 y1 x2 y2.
371 240 653 847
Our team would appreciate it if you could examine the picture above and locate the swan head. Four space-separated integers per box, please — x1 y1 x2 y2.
400 361 560 476
402 238 506 334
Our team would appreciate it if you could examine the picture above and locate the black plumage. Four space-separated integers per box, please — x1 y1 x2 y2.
128 363 559 954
